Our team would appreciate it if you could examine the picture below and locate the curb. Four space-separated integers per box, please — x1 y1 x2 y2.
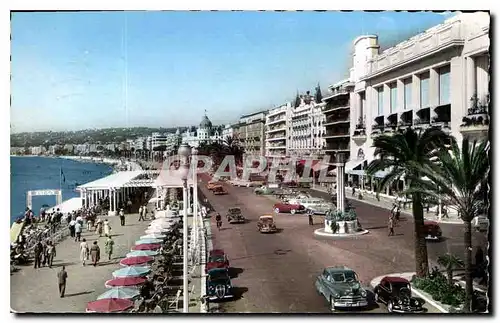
370 273 448 313
314 228 369 238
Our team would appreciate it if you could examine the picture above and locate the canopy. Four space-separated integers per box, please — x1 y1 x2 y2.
135 238 163 245
112 266 151 278
120 256 154 266
126 250 159 258
86 298 134 313
105 276 147 288
140 233 166 240
96 287 140 300
131 243 162 251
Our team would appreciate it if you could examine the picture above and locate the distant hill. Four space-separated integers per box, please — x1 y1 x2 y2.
10 127 188 147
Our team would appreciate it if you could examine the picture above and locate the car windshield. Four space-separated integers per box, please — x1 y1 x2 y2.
208 270 229 281
229 208 241 214
393 282 411 294
260 218 273 224
331 271 358 282
210 255 225 263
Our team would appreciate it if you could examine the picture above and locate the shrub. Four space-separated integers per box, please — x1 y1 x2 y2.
412 270 465 307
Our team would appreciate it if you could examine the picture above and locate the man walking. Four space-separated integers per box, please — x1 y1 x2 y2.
33 241 43 269
69 218 76 238
138 205 145 221
74 220 82 242
105 236 114 261
388 216 395 236
47 241 56 268
57 266 68 298
308 212 314 226
90 241 101 267
119 208 125 226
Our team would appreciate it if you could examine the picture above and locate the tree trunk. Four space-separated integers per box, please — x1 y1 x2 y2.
464 220 473 312
447 269 453 286
412 192 429 277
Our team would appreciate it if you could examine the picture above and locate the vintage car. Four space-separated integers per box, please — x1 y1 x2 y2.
254 185 276 195
213 186 228 195
238 180 263 187
288 198 334 215
206 268 234 301
205 249 230 272
257 215 278 233
228 179 242 186
226 207 246 224
374 276 424 313
207 181 222 191
273 202 306 215
315 266 368 311
423 221 442 241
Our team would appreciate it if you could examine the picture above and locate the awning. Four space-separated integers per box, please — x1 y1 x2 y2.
373 168 393 178
345 159 365 173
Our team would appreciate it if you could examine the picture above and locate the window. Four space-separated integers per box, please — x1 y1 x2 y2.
439 65 451 105
420 72 430 108
377 87 384 115
390 83 397 113
404 78 412 109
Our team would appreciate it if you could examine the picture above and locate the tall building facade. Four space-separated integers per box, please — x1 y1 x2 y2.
238 111 267 156
265 103 291 158
348 12 490 193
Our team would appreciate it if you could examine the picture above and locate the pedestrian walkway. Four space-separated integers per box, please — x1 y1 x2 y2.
11 212 151 313
312 186 463 224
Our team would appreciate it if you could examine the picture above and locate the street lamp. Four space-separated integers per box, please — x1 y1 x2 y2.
335 153 347 213
191 147 199 261
178 143 191 313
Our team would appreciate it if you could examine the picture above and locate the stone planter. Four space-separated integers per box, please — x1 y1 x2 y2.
325 220 359 234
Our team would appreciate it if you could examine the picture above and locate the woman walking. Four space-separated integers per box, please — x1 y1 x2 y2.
80 238 89 266
95 219 103 237
90 241 100 267
104 219 112 237
105 236 114 261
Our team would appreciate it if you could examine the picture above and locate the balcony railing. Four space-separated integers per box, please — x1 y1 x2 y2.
325 116 350 124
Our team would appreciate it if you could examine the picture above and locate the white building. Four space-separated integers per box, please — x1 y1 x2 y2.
182 114 223 148
265 103 291 158
222 124 238 141
31 146 46 155
348 12 490 194
289 91 326 159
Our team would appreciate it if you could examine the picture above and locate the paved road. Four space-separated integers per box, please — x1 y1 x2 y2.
200 176 441 314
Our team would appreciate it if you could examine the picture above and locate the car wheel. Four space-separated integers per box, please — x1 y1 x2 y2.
330 296 336 312
374 290 380 303
274 208 280 214
387 301 394 313
290 209 296 215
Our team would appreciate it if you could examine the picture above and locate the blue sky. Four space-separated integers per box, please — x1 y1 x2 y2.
10 11 453 133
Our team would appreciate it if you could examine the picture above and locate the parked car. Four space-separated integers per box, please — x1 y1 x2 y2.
273 202 306 215
254 185 276 195
206 249 230 272
288 197 334 215
423 221 442 241
257 215 278 233
315 266 368 311
374 276 424 313
213 186 228 195
206 268 234 301
226 207 246 224
207 181 222 191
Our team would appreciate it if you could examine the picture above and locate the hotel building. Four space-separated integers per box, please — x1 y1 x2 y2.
265 103 291 158
238 111 268 156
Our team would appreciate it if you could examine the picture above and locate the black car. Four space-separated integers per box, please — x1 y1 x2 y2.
374 276 425 313
206 268 234 301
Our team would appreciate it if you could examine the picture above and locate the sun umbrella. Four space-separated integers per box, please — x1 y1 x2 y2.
135 238 163 245
131 243 161 251
86 298 134 313
140 234 166 239
105 276 147 288
126 250 159 258
119 256 154 266
97 287 140 300
112 266 151 278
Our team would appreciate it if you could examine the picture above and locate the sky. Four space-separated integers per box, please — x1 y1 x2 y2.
10 11 454 133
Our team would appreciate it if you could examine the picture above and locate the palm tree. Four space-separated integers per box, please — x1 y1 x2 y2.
365 127 451 277
437 253 465 286
223 135 245 165
407 138 489 312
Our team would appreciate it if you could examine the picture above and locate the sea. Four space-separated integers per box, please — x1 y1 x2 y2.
10 156 113 224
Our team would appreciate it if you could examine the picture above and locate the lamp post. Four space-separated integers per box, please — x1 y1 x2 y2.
191 147 199 259
178 143 191 313
335 153 346 213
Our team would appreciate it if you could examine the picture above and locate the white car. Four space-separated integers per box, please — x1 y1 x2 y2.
288 198 334 215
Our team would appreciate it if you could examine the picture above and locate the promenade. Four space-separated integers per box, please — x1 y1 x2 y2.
11 211 150 313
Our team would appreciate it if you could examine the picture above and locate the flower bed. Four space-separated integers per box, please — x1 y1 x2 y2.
412 269 465 307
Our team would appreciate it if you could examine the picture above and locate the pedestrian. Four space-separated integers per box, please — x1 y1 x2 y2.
47 241 56 268
41 240 48 267
69 218 76 238
138 205 145 221
442 205 449 219
57 266 68 298
127 199 132 213
395 205 401 222
105 236 114 261
80 238 89 266
119 208 125 226
90 241 101 267
87 216 94 231
308 212 314 225
352 186 356 197
74 220 82 242
95 218 103 237
143 205 149 220
388 216 395 236
104 219 112 237
33 241 43 269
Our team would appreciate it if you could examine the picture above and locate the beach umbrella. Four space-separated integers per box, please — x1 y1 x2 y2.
86 298 134 313
140 234 166 240
131 243 161 251
112 266 151 278
119 256 154 266
105 276 147 288
97 287 140 300
135 238 163 245
126 250 159 258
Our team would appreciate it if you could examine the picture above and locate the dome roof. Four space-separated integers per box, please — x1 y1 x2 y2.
199 115 212 129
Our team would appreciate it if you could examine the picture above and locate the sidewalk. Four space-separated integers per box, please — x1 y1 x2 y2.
312 186 463 224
